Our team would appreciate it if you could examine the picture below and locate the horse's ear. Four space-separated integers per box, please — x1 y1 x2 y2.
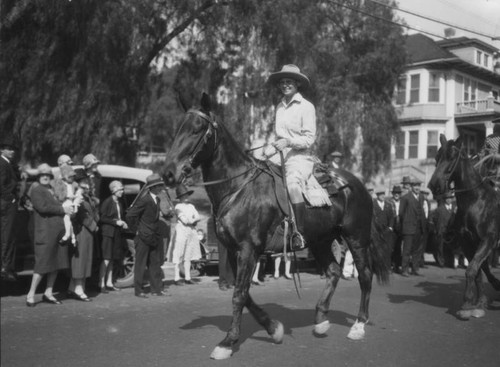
455 135 463 148
200 92 211 112
175 91 190 112
439 134 447 147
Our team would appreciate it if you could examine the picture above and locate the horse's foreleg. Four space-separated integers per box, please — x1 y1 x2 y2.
246 295 284 343
313 250 341 336
458 240 494 320
210 245 256 360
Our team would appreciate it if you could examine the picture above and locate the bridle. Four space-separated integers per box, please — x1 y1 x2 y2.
177 108 219 183
440 145 485 194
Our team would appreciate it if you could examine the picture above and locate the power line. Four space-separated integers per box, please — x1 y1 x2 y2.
367 0 499 40
326 0 447 40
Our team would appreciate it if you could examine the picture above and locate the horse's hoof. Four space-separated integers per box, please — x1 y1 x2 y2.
270 321 284 344
210 346 233 360
347 321 365 340
313 320 330 336
456 309 472 320
471 309 485 318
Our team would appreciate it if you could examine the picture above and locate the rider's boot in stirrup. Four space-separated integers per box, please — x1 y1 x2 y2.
291 203 306 250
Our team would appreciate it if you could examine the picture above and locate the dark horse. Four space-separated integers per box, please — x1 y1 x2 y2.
162 93 390 359
428 134 500 320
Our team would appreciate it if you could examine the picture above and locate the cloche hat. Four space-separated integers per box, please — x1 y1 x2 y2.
109 180 124 194
268 64 310 88
83 153 100 169
36 163 54 178
57 154 73 166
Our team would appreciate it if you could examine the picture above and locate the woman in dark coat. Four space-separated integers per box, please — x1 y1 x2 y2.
67 169 99 301
26 164 74 307
98 180 128 292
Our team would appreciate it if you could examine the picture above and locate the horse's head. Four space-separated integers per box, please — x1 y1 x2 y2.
162 92 219 187
428 134 464 197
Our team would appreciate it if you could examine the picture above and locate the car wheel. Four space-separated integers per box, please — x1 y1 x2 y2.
114 239 135 288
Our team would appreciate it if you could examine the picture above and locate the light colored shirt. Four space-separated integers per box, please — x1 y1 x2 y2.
377 200 385 211
275 92 316 152
175 202 200 226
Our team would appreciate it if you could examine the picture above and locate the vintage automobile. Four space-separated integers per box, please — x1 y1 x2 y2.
12 164 172 288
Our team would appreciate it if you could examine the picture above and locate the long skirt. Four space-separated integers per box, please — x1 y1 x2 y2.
171 223 202 264
70 228 94 279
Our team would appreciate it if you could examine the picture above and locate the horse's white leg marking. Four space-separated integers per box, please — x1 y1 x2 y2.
210 346 233 360
271 321 284 343
347 320 365 340
313 320 331 335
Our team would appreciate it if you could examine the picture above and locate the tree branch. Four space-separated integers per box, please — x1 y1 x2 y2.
140 0 228 71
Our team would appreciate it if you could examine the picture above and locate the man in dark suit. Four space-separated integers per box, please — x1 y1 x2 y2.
399 179 426 277
431 192 455 267
388 185 403 273
0 137 20 281
126 174 168 298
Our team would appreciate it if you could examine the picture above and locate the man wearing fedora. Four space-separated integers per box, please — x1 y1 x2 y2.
267 64 316 250
388 185 403 273
126 173 168 297
400 176 412 196
431 192 456 267
0 136 21 281
399 179 426 276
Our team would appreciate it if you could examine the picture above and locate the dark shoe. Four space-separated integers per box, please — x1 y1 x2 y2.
42 295 62 305
184 280 195 285
174 280 184 286
105 285 121 291
74 293 92 302
135 293 148 298
1 269 18 282
401 272 410 277
99 287 109 294
284 275 293 280
251 280 261 286
26 296 36 307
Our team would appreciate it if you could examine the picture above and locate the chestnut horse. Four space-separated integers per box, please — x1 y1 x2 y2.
428 134 500 320
162 93 391 359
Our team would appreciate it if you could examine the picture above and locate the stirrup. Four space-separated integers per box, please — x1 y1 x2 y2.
291 232 306 251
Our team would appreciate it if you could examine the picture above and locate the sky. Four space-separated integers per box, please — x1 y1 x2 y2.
394 0 500 47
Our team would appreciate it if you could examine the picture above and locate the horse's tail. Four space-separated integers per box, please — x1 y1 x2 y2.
368 219 391 285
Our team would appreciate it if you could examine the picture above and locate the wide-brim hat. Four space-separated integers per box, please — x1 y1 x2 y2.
411 179 422 186
146 173 165 189
391 185 402 194
329 151 343 158
73 168 88 182
36 163 54 178
401 176 412 185
0 136 19 150
268 64 310 88
176 184 194 199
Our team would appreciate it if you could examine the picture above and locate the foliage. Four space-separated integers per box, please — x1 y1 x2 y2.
2 0 406 180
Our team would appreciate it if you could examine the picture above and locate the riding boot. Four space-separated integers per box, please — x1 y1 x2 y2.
291 203 306 250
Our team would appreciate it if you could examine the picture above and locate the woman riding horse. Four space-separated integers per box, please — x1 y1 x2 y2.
162 92 391 359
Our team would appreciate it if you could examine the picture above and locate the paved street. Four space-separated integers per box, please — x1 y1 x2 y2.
1 264 500 367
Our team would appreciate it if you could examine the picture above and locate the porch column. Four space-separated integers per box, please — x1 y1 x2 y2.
485 121 493 136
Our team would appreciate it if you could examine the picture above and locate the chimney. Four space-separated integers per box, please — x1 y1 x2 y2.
444 28 456 38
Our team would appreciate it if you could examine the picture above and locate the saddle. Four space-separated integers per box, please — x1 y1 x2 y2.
262 160 350 254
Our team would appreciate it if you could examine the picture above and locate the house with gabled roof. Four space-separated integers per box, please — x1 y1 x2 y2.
391 33 500 186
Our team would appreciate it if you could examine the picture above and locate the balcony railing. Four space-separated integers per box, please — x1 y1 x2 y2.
455 97 500 115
